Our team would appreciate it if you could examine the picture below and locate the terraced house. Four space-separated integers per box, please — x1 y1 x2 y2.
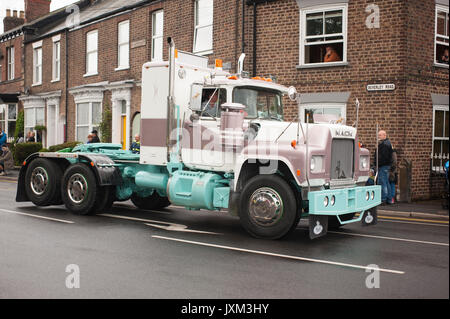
0 0 448 201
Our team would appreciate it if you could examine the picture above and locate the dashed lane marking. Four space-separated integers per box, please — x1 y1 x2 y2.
327 230 449 247
152 235 405 275
0 208 75 224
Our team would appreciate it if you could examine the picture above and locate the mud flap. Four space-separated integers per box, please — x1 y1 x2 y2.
309 215 329 239
362 207 378 226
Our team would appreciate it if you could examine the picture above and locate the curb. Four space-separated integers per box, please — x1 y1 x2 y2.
377 209 449 221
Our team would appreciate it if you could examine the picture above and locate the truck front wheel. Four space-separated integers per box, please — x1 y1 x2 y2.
239 175 298 239
61 164 98 215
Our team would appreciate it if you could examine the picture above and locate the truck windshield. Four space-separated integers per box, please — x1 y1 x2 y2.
233 87 283 121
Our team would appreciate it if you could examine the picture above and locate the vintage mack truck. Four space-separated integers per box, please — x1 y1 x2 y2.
16 39 381 239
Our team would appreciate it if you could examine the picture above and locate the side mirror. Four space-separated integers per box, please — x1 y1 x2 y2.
287 86 298 101
190 84 203 111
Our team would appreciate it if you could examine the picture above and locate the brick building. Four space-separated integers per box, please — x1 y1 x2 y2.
1 0 449 200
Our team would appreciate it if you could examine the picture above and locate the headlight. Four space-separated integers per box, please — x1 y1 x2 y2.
360 156 369 170
310 155 324 173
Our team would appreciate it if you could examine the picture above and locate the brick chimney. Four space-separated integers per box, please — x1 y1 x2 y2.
25 0 51 23
3 9 25 32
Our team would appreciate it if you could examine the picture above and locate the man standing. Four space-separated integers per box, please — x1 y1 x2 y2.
91 130 101 143
376 130 393 204
130 134 140 154
0 128 7 146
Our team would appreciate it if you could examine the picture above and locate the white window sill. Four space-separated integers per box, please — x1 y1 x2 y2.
32 83 42 87
297 62 349 69
434 63 449 69
83 73 98 78
193 49 213 56
115 66 130 71
51 79 60 83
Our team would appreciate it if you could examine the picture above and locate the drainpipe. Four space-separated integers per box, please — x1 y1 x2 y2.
65 28 69 143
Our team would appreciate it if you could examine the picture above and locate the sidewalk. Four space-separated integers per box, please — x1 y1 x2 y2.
1 168 447 220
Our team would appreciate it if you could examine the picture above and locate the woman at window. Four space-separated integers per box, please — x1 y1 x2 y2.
324 46 341 63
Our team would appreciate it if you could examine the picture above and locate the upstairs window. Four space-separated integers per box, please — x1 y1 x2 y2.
86 30 98 75
152 10 164 61
118 21 130 69
53 40 61 81
194 0 213 54
300 5 347 66
435 5 449 66
33 46 42 85
7 46 14 80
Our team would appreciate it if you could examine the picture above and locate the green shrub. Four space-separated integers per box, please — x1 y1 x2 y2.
14 111 24 140
48 141 82 153
13 142 42 166
39 148 49 152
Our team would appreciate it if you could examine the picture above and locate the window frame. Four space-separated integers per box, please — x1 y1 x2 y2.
117 20 130 70
33 46 42 86
193 0 214 55
432 104 449 172
0 103 17 143
24 105 45 142
7 46 14 81
85 30 99 76
75 101 102 142
300 102 347 124
151 10 164 61
299 4 348 67
435 4 449 67
52 40 61 82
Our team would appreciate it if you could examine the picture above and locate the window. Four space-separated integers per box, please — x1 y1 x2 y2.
53 41 61 81
33 47 42 85
435 5 449 66
0 104 17 142
432 105 449 172
152 10 164 61
24 106 45 142
301 103 346 124
300 5 347 66
194 0 213 54
7 47 14 80
118 21 130 69
86 30 98 75
198 88 227 118
233 87 283 120
76 102 101 142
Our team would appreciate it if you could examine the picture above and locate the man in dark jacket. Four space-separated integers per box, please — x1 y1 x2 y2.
375 130 393 204
91 130 101 143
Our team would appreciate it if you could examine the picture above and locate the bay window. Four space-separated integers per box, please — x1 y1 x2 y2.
76 102 102 142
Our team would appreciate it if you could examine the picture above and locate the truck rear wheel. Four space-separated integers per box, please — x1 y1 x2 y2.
131 192 171 210
239 174 298 239
25 158 63 207
61 164 98 215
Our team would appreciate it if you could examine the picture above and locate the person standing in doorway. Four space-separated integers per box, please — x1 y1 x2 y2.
375 130 393 205
130 134 140 154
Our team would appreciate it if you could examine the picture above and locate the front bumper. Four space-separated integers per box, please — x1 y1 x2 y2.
308 185 381 217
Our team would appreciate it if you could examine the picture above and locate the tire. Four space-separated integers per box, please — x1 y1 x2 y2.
25 158 63 207
131 192 171 210
238 174 298 239
328 213 356 230
95 186 115 213
61 164 99 215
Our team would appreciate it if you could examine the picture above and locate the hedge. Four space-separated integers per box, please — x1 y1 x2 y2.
13 143 42 166
48 141 82 152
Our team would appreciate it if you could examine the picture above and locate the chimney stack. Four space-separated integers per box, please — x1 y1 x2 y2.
25 0 51 23
3 9 26 32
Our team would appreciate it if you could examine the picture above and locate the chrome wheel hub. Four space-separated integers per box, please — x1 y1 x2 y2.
249 187 284 227
30 167 48 196
67 173 88 204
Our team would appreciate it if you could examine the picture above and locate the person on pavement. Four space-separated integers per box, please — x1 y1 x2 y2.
0 144 14 176
375 130 393 205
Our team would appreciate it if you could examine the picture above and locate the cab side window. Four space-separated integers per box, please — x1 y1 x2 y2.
199 88 227 118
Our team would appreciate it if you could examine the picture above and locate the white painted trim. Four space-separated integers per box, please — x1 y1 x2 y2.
52 34 61 42
32 40 43 49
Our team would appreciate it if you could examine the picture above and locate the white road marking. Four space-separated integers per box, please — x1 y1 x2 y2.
145 223 222 235
99 213 221 235
0 208 75 224
152 235 405 275
327 231 449 247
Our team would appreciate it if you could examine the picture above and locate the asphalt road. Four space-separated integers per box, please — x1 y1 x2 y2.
0 180 448 299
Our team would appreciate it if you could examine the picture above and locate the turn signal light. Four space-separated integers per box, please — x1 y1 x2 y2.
291 140 297 148
228 75 238 80
296 169 301 176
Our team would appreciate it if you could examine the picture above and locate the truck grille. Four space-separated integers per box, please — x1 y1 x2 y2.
330 139 354 180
